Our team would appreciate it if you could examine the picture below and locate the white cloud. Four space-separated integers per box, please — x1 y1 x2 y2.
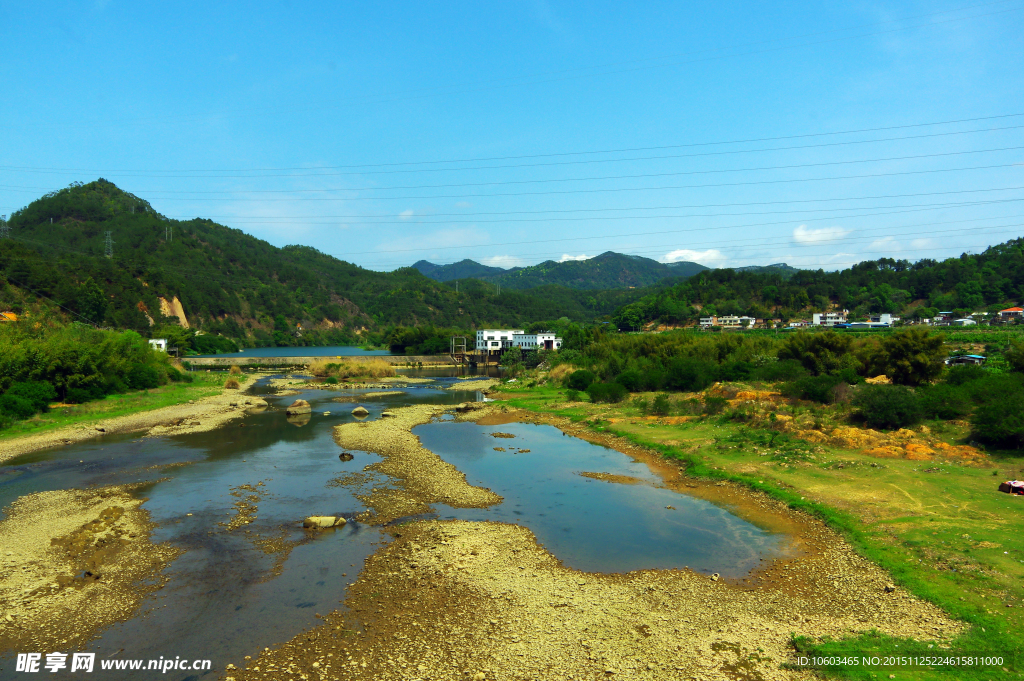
398 209 414 220
792 224 851 245
870 236 900 251
661 249 726 266
559 253 593 262
481 255 525 269
910 238 933 251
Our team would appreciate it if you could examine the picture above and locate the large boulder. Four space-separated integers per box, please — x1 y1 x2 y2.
303 516 347 529
380 410 396 418
351 406 369 416
286 399 311 415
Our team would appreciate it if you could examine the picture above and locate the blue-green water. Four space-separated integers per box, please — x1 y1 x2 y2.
192 345 390 358
416 420 788 575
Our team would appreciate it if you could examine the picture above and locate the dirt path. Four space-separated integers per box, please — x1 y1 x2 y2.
0 392 268 465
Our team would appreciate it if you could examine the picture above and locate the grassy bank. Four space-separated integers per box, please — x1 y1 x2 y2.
0 372 226 441
496 382 1024 679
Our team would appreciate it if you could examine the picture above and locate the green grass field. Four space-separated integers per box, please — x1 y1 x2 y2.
0 373 230 441
499 382 1024 679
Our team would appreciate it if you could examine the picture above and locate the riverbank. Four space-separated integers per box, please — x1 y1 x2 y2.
0 376 267 465
0 485 182 653
222 399 963 681
492 382 1024 672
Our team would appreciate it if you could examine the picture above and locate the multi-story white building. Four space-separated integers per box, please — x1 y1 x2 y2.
475 329 562 352
812 310 848 327
718 315 757 328
699 316 717 328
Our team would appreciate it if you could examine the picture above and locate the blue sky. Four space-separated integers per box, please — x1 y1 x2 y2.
1 1 1022 272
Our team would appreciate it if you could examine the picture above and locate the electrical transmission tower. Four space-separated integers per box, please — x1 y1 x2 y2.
165 224 172 242
104 231 114 258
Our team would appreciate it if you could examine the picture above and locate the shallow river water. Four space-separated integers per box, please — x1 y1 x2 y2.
0 373 792 680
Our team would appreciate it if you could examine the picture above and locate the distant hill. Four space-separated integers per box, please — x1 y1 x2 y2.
0 180 646 346
412 259 513 281
733 263 800 278
415 251 709 291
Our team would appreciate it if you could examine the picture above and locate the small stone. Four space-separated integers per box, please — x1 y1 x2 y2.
710 573 720 581
286 399 311 415
884 583 896 593
473 673 485 681
381 410 396 418
303 516 346 529
352 406 369 416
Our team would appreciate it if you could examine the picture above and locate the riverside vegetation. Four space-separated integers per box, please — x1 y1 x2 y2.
490 327 1024 679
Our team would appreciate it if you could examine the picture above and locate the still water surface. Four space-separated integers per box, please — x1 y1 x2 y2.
0 374 790 680
191 345 390 358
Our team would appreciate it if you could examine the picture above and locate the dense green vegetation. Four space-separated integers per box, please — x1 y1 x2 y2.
0 319 188 430
416 251 708 290
612 241 1024 329
0 180 645 349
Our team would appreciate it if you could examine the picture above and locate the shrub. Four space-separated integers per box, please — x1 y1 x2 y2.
306 357 396 379
778 330 854 376
0 394 37 419
751 359 810 382
918 384 972 420
961 372 1024 405
224 378 241 389
664 358 719 392
944 364 986 386
678 397 704 415
1004 339 1024 373
125 364 162 390
721 361 754 381
547 364 576 384
877 328 946 386
780 375 843 404
651 393 672 416
65 388 94 404
229 365 242 375
323 376 339 385
971 391 1024 449
703 396 728 415
853 385 922 429
631 396 650 414
586 382 628 404
564 389 581 401
6 381 58 412
615 369 644 392
567 370 597 391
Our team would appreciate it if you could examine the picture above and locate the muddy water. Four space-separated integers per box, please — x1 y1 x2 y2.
0 374 789 680
415 419 791 576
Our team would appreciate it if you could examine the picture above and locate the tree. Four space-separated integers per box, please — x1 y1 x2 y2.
1006 339 1024 373
777 330 855 376
876 328 946 386
500 347 524 377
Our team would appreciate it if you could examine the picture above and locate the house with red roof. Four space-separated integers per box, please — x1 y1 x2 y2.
998 306 1023 319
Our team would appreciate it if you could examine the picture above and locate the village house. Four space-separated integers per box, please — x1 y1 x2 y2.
811 310 848 327
998 306 1023 320
475 329 562 353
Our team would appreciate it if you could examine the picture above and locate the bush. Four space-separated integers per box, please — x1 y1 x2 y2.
877 328 946 386
703 396 728 415
6 381 58 412
721 361 754 381
971 391 1024 449
567 370 597 391
615 369 644 392
777 330 854 376
0 394 37 419
229 365 242 375
781 375 844 404
853 385 922 429
664 358 719 392
945 364 987 386
651 393 671 416
224 378 241 389
1004 339 1024 373
564 389 581 402
918 384 972 419
751 359 811 382
65 388 95 404
631 396 649 414
323 376 339 385
126 364 161 390
586 382 628 404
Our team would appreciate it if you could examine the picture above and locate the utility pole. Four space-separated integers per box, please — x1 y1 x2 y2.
165 224 171 242
104 231 114 258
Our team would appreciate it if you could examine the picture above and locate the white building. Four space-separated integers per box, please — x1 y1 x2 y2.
718 315 757 328
812 310 848 327
868 313 896 325
699 316 717 328
148 338 168 352
475 329 562 352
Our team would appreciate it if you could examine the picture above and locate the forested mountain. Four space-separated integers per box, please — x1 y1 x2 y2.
612 242 1024 329
0 180 645 347
416 251 708 290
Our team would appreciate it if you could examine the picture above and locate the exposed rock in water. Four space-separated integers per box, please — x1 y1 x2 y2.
286 399 311 415
352 406 369 417
303 516 346 529
380 410 396 418
339 452 354 462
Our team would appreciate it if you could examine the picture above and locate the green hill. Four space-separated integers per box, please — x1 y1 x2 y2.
415 251 709 290
0 180 644 347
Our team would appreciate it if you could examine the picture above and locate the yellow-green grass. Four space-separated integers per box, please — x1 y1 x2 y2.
500 383 1024 678
0 373 228 441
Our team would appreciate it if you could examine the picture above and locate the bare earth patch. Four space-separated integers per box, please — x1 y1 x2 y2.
0 486 182 653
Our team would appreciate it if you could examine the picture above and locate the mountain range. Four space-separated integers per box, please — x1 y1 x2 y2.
414 252 710 290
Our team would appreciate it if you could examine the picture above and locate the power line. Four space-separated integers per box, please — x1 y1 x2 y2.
4 121 1023 179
